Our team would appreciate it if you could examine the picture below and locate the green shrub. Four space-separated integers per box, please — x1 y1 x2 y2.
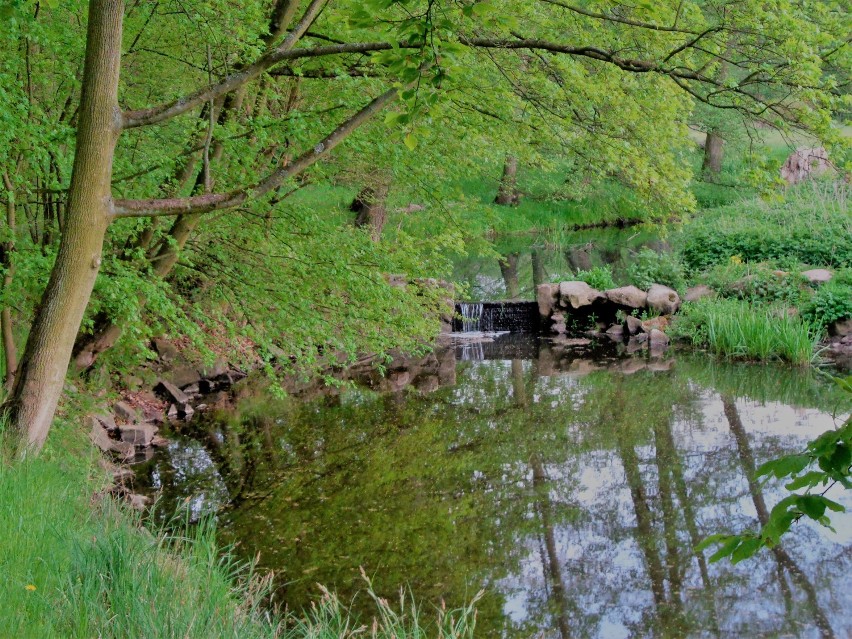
700 263 809 306
801 282 852 329
626 248 687 292
672 299 819 364
573 265 616 290
679 184 852 271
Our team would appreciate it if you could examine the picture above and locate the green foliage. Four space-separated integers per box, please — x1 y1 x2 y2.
699 263 809 306
625 248 687 292
572 265 616 290
699 375 852 563
801 281 852 329
672 298 818 364
679 183 852 271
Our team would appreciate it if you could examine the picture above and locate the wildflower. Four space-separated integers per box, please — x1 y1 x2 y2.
25 584 36 592
730 255 743 265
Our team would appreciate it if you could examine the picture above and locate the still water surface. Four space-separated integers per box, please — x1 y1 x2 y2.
137 336 852 638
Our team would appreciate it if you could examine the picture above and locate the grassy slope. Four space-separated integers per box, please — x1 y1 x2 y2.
0 418 477 638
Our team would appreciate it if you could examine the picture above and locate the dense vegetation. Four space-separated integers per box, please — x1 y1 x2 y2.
0 0 849 634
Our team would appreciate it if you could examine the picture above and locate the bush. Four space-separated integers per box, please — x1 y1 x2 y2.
679 184 852 271
801 282 852 329
700 263 809 306
626 248 687 292
573 265 616 290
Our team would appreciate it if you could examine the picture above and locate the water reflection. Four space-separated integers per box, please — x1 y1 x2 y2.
136 339 852 638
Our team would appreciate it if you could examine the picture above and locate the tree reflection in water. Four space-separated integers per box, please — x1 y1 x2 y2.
135 337 852 638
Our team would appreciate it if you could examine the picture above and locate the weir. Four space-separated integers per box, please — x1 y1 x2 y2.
451 301 541 333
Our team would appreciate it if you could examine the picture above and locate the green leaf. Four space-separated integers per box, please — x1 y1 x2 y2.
403 132 418 150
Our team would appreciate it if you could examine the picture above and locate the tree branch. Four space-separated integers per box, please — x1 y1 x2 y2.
113 83 403 217
121 0 328 129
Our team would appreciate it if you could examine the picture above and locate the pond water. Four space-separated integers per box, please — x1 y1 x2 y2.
136 335 852 638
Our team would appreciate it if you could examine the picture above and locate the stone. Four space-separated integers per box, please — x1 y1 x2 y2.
558 281 604 309
605 324 624 338
626 334 648 354
648 329 670 347
167 404 179 420
89 417 134 458
151 435 169 448
640 316 669 333
119 422 157 447
780 147 830 185
605 286 647 309
646 284 680 315
126 493 151 511
625 315 643 335
619 359 647 375
199 358 230 379
154 380 189 404
113 401 138 423
168 365 202 389
648 359 675 372
178 402 195 420
94 412 118 433
684 285 714 302
536 283 560 319
801 268 833 285
182 383 200 395
829 318 852 337
152 337 180 362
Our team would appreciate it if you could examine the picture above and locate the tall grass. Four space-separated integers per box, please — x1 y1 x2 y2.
0 420 479 638
674 299 820 365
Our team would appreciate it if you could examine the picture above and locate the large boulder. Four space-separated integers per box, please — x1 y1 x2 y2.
536 283 560 318
829 318 852 337
780 147 830 185
558 281 604 309
801 269 832 285
605 286 647 309
119 422 157 447
625 315 643 335
684 285 714 302
646 284 680 315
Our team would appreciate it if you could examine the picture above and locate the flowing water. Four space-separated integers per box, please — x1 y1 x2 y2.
136 335 852 638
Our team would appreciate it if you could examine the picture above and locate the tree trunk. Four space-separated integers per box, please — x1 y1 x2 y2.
1 171 17 388
4 0 123 454
702 131 724 177
351 182 389 242
494 154 520 206
531 250 546 289
499 253 520 300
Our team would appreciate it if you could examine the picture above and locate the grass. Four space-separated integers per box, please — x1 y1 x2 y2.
673 298 820 365
0 419 479 638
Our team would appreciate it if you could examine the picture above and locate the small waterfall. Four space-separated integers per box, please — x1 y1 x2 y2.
458 302 484 332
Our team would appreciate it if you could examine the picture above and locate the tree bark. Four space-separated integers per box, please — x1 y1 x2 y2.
1 171 18 388
499 253 520 300
4 0 123 454
494 154 520 206
702 131 724 177
351 182 389 242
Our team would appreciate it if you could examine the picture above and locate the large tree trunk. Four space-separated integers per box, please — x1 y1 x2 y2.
351 181 389 242
5 0 123 454
494 155 520 206
702 131 724 177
